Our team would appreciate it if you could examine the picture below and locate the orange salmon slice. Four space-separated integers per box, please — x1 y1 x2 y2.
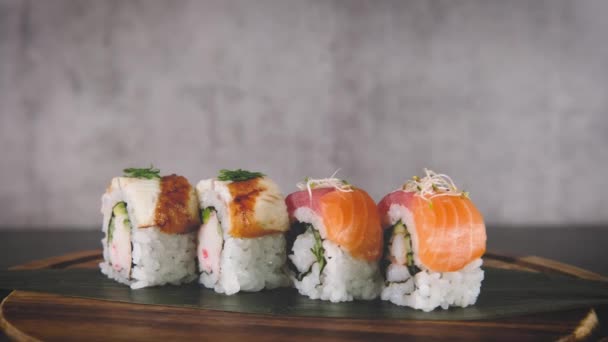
286 188 383 261
378 191 486 272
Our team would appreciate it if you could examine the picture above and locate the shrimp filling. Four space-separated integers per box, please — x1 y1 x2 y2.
107 202 133 278
382 220 420 278
197 207 224 283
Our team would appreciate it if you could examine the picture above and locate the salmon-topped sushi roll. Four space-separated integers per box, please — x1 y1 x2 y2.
378 169 487 311
196 169 290 295
285 174 383 302
100 167 200 289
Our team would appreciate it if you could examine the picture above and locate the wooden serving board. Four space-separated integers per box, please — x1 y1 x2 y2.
1 251 606 341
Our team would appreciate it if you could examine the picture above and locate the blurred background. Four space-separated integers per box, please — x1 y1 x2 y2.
1 1 607 235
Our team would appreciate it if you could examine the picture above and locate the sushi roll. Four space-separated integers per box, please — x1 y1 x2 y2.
378 169 487 311
285 175 384 302
195 169 290 294
100 167 200 289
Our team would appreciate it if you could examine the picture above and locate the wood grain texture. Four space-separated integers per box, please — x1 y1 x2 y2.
484 252 608 282
8 250 101 271
1 251 606 341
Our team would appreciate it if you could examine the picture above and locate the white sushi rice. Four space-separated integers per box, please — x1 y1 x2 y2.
381 204 484 311
196 179 291 295
200 234 290 294
289 207 383 302
99 177 198 289
100 227 197 289
381 259 484 312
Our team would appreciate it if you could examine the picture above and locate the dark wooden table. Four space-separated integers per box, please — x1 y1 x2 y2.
0 226 607 341
2 249 607 341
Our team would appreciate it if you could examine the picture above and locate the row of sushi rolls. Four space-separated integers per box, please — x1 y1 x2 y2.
100 166 486 312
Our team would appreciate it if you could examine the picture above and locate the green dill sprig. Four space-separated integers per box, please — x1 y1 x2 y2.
123 165 161 179
217 169 265 182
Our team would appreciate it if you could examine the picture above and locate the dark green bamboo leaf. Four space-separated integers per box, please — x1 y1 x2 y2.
0 268 606 321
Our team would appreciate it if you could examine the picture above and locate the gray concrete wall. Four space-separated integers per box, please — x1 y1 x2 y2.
1 0 607 229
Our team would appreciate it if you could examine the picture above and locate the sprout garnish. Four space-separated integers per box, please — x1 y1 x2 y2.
296 169 354 202
401 169 469 204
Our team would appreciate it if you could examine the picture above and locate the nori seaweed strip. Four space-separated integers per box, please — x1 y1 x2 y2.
380 227 394 276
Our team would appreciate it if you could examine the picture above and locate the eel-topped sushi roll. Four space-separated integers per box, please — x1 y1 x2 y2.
285 175 384 302
100 167 200 289
196 169 290 294
378 169 486 311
